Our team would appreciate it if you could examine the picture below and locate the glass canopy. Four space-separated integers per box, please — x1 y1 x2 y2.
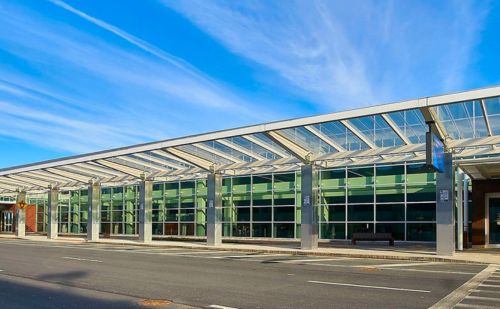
0 87 499 194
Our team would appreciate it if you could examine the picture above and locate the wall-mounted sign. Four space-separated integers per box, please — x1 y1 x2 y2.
439 189 449 202
303 195 310 206
208 200 214 208
426 131 445 173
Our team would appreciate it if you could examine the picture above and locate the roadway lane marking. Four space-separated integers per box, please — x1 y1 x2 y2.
455 304 498 308
355 261 442 268
470 289 500 295
209 305 239 309
280 258 350 263
465 295 500 303
62 256 103 263
479 283 500 288
308 280 430 293
210 254 287 259
429 265 498 309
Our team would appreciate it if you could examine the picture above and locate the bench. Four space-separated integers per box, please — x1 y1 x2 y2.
351 233 394 246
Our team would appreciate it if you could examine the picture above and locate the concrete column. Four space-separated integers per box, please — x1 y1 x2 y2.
138 179 152 243
436 152 455 256
87 182 100 242
47 187 59 239
207 173 223 246
15 191 26 238
301 164 319 250
456 172 464 251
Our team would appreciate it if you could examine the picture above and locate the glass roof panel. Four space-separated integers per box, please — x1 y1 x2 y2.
387 109 427 144
145 151 194 169
201 141 256 163
433 100 488 139
222 136 282 160
349 115 404 147
484 97 500 135
176 145 234 165
278 127 336 155
250 133 292 157
312 121 368 151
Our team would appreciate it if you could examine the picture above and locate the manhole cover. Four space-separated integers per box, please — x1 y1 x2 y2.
138 299 171 307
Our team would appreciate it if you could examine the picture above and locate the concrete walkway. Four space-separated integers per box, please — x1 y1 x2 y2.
1 234 498 265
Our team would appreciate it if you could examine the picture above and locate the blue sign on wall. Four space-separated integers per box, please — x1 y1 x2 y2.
426 131 445 173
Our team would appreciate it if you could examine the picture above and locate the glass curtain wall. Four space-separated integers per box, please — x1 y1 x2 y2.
58 189 88 234
35 161 436 241
221 172 299 239
100 186 138 235
151 180 207 237
319 162 436 241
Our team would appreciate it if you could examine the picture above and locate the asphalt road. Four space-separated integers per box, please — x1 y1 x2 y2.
0 238 494 309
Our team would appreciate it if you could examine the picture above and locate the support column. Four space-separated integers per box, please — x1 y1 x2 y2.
436 153 455 256
87 182 100 242
47 187 59 239
463 177 470 248
301 164 319 250
138 179 152 243
456 171 464 251
207 173 222 246
15 190 26 238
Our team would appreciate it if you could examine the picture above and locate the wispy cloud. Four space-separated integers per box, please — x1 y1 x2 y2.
163 0 490 108
0 1 273 156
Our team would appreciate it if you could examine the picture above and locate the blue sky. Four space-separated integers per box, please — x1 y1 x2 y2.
0 0 499 168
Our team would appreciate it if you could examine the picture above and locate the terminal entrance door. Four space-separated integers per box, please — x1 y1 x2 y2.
1 211 13 232
487 197 500 245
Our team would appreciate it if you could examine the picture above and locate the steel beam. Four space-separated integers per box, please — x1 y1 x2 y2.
165 148 214 171
480 99 493 137
381 114 412 145
95 159 144 178
242 135 290 158
340 120 377 149
264 131 312 163
304 125 346 152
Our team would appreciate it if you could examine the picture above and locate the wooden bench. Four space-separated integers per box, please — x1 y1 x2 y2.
351 233 394 246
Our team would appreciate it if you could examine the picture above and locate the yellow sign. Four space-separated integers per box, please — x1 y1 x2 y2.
17 200 27 209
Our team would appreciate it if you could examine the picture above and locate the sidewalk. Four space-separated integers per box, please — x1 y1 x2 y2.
2 234 499 265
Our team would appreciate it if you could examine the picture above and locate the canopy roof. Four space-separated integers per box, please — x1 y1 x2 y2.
1 86 500 194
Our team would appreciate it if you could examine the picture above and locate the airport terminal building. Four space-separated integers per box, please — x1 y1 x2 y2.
1 86 499 255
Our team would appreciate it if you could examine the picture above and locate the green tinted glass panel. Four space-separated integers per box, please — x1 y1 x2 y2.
321 169 346 188
376 204 404 221
348 167 374 186
407 223 435 241
274 206 294 221
348 186 374 203
348 223 374 238
274 223 295 238
321 188 346 204
252 207 271 221
376 223 404 240
321 223 345 239
407 184 436 202
407 203 436 221
252 223 272 237
252 192 272 206
348 204 373 221
376 165 404 184
376 185 404 203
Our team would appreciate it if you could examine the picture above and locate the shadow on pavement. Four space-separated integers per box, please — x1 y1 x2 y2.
0 273 145 309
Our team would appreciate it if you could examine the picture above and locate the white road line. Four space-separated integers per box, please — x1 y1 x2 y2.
355 262 442 268
484 279 500 283
308 280 430 293
470 289 500 295
479 283 500 288
455 304 497 308
209 305 239 309
62 257 103 263
465 295 500 302
210 254 287 259
281 258 350 263
429 265 498 309
300 262 476 275
173 251 229 255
